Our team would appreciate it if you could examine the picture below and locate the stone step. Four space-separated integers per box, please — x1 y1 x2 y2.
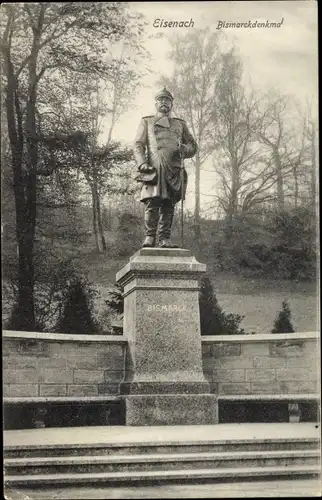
4 437 319 458
4 450 319 475
5 465 320 487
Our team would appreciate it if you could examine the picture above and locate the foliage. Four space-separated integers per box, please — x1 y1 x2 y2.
271 300 295 333
199 275 246 335
206 207 316 280
75 139 133 194
0 2 146 329
100 282 124 334
266 207 316 279
55 276 99 334
113 211 143 256
105 283 124 315
3 248 84 332
5 302 42 332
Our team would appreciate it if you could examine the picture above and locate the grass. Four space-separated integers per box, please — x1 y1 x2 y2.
218 292 318 334
78 250 318 335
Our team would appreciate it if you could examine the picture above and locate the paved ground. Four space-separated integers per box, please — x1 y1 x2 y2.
4 423 320 448
4 424 320 499
4 479 322 499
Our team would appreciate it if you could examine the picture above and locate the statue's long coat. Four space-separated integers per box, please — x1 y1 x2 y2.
133 114 197 203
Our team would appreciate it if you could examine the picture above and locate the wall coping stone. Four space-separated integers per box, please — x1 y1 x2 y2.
2 330 127 343
201 332 319 343
4 394 319 405
217 394 320 401
4 396 122 404
3 331 318 343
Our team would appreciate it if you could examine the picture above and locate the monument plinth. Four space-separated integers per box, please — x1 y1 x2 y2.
116 248 218 425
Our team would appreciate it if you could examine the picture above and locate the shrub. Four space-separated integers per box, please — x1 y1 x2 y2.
3 255 81 332
271 300 295 333
103 283 124 334
199 275 246 335
55 276 99 334
105 283 124 315
113 212 143 256
5 302 44 332
206 208 316 280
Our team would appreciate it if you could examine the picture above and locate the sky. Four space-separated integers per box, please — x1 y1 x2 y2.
107 0 318 215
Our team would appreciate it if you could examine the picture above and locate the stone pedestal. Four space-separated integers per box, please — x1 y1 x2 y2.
116 248 218 425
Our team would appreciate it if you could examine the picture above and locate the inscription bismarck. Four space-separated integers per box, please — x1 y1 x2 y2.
147 304 187 312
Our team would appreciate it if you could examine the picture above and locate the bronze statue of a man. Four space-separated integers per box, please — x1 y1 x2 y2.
133 88 197 248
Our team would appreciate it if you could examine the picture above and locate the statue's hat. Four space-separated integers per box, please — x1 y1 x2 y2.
155 87 173 101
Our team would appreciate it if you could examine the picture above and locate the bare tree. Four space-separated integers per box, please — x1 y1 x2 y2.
43 71 139 255
299 101 318 214
255 96 317 213
104 41 142 146
282 118 310 210
308 120 317 214
211 49 276 219
81 72 141 251
255 92 303 212
76 75 111 253
159 28 224 248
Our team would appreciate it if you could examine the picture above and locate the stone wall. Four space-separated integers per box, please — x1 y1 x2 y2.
3 331 126 398
3 331 319 399
202 332 319 396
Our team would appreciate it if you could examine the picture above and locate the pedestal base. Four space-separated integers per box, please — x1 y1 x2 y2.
120 381 211 395
117 248 217 426
124 394 218 426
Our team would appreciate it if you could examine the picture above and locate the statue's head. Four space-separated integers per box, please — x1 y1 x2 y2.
155 87 173 114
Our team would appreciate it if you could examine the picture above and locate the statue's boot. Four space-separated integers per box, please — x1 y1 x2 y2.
159 239 178 248
142 199 159 248
158 200 178 248
142 236 155 248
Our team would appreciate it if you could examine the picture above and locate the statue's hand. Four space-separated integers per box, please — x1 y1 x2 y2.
179 144 188 158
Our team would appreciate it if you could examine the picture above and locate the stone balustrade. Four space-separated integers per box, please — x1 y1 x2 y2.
201 332 319 396
2 330 319 399
3 331 126 398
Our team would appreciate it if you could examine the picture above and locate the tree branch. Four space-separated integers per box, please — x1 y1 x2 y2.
24 4 37 32
15 15 79 79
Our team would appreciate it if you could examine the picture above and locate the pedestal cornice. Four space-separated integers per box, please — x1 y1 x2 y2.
116 248 206 288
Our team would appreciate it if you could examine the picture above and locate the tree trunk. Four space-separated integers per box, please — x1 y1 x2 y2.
18 34 41 330
310 123 316 215
293 166 299 209
4 32 38 330
108 199 112 230
273 148 284 212
224 160 239 241
230 160 239 218
91 185 103 253
96 190 107 251
194 153 201 248
16 232 36 329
